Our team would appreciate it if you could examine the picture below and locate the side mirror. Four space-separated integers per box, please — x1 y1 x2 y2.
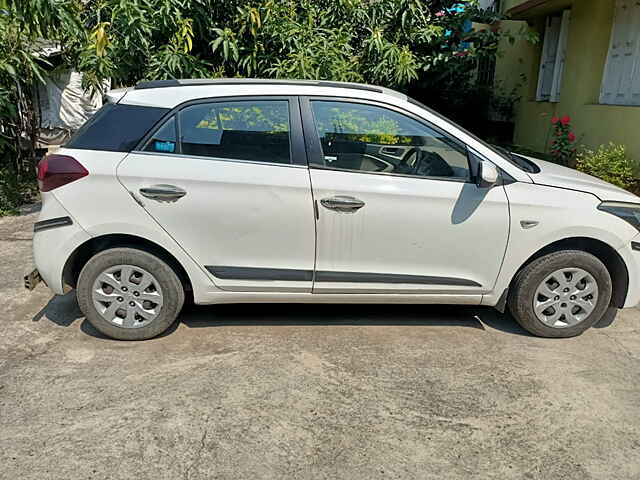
477 161 499 188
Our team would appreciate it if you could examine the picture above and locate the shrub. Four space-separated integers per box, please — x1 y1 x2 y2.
549 115 576 166
576 143 637 191
0 167 38 216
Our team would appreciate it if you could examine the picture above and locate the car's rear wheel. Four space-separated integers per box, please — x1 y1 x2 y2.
508 250 612 338
77 247 184 340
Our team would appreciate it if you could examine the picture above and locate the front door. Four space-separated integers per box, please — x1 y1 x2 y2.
301 98 509 295
117 96 316 292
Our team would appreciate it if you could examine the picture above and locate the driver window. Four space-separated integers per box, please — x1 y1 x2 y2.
310 100 469 180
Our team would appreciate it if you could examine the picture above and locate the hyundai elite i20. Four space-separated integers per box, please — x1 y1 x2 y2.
25 78 640 340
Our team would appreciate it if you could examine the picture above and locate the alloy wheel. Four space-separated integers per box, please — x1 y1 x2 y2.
533 267 598 328
91 264 163 328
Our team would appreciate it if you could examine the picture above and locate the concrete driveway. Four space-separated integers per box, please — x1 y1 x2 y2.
2 206 640 480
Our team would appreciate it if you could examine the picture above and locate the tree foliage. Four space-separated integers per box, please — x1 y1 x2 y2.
73 0 505 91
0 0 79 165
0 0 513 212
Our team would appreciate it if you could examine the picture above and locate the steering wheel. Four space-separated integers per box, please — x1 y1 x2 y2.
396 147 422 175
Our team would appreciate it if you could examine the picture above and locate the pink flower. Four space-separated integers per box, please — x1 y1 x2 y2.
568 132 576 142
551 116 559 124
561 115 571 125
435 10 445 17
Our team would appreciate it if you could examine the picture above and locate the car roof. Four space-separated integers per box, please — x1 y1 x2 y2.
109 78 407 109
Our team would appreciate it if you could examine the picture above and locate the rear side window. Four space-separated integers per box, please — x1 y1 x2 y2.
177 100 291 164
66 103 169 152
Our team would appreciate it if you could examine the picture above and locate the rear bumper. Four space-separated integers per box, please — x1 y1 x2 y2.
32 193 91 295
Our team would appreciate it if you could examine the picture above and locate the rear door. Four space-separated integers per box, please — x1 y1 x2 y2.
301 97 510 296
117 96 316 292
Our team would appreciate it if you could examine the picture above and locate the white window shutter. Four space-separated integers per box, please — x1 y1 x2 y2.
536 16 562 101
601 0 640 105
632 51 640 105
628 2 640 105
616 1 637 105
550 10 571 102
601 0 627 104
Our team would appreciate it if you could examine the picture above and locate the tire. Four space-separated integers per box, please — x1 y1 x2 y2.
508 250 612 338
77 247 185 340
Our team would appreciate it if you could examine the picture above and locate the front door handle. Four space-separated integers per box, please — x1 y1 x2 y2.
320 195 365 213
139 184 187 201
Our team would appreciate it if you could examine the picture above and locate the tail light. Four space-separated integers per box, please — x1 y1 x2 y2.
37 154 88 192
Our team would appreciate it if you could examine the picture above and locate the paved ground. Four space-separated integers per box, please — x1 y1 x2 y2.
2 205 640 480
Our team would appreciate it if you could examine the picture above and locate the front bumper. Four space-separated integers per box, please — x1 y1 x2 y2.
617 235 640 308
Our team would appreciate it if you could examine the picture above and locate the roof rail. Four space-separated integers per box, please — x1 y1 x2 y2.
133 78 386 94
135 79 180 89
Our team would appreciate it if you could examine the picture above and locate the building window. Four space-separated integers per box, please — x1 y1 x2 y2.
476 55 496 87
600 0 640 106
477 0 501 12
536 9 571 103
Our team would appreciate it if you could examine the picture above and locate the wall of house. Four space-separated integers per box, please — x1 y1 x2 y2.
493 17 542 109
503 0 520 9
496 0 640 160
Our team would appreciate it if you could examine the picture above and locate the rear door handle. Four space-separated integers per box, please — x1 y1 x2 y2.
139 184 187 201
320 195 365 213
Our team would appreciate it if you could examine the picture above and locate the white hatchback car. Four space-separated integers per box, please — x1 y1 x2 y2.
27 78 640 340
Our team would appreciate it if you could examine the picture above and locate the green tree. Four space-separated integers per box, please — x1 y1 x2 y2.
0 0 82 213
0 0 514 214
74 0 506 91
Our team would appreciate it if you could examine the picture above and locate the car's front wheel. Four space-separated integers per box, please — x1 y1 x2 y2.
77 247 185 340
508 250 612 338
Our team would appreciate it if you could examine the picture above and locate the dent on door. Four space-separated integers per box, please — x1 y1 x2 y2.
310 169 510 294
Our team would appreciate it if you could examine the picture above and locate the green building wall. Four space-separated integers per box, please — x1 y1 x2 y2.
495 0 640 160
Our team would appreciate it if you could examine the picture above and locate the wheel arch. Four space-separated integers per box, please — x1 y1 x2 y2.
510 236 629 308
62 233 193 293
